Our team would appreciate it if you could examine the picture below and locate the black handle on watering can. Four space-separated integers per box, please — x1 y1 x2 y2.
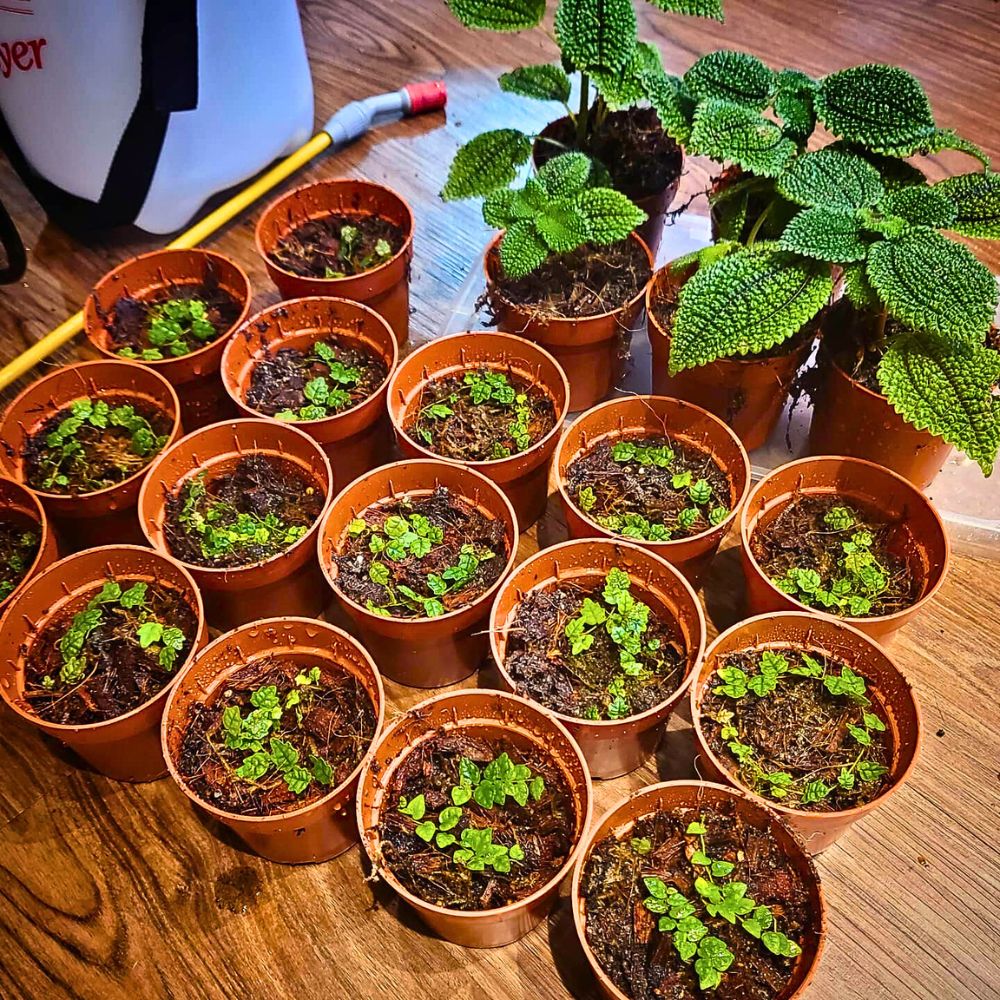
0 197 26 284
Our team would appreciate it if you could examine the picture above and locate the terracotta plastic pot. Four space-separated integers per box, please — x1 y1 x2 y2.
255 179 414 347
690 612 922 853
221 296 398 492
646 263 814 452
318 459 518 687
483 232 653 412
740 456 949 644
0 360 182 551
571 780 826 998
138 418 333 632
555 395 752 586
386 331 570 530
0 477 59 615
0 545 207 782
163 617 384 864
84 248 252 430
489 538 705 778
357 688 592 948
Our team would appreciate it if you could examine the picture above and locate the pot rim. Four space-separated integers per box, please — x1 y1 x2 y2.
161 616 386 826
138 417 334 578
317 458 519 626
690 610 923 823
0 476 53 613
739 454 951 626
357 687 593 920
386 330 571 469
254 177 415 287
0 544 204 733
570 778 826 1000
555 394 752 546
488 537 706 731
1 359 182 502
220 296 399 426
84 247 252 369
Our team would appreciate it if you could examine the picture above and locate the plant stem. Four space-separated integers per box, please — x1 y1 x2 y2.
576 73 590 148
745 200 774 247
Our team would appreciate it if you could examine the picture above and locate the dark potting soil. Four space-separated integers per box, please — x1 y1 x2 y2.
334 486 507 619
245 337 388 420
750 494 918 618
22 396 172 495
378 730 577 910
701 646 892 812
22 578 198 725
486 237 651 321
407 367 557 462
176 656 377 817
164 454 324 569
566 435 732 542
503 576 686 721
536 106 682 201
582 798 812 1000
269 213 405 279
0 519 40 602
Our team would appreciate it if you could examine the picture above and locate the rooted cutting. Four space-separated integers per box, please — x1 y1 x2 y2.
0 520 39 602
269 214 405 279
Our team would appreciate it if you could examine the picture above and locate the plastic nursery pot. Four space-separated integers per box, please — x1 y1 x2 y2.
163 617 385 864
0 477 59 615
483 231 653 412
0 545 207 782
255 178 414 348
386 331 570 530
318 459 518 687
571 780 826 998
84 248 252 430
221 296 398 492
740 455 949 644
357 688 592 948
489 538 706 779
138 418 333 632
690 612 922 854
555 395 752 587
0 359 183 551
646 264 814 452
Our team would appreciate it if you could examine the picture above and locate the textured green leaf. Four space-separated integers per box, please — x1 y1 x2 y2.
933 171 1000 238
827 142 927 191
880 185 957 229
482 187 533 226
645 0 724 19
878 128 990 167
499 221 550 278
591 41 661 110
537 200 591 250
774 88 816 142
879 331 1000 474
441 129 532 199
776 148 884 211
571 187 646 243
815 64 934 147
780 207 869 262
669 245 832 371
446 0 546 30
642 71 695 144
689 101 796 177
684 50 775 109
555 0 637 75
867 229 998 341
537 152 593 198
499 64 572 102
713 191 749 242
841 262 879 311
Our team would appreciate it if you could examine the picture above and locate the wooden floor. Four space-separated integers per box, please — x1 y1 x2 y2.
1 2 999 998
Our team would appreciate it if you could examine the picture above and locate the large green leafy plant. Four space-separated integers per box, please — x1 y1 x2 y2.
657 53 999 473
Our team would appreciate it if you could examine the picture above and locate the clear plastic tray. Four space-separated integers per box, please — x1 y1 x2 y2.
442 213 1000 559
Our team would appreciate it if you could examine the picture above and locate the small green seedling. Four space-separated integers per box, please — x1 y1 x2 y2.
119 297 217 360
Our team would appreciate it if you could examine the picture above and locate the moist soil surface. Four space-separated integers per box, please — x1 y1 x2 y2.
407 367 557 462
22 397 172 496
177 656 377 817
486 237 651 321
245 336 388 418
567 434 731 542
378 730 576 910
582 798 813 1000
701 646 892 812
334 486 507 618
502 578 686 721
0 517 40 602
750 493 918 617
23 579 198 725
269 213 406 279
164 454 324 569
536 106 682 201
